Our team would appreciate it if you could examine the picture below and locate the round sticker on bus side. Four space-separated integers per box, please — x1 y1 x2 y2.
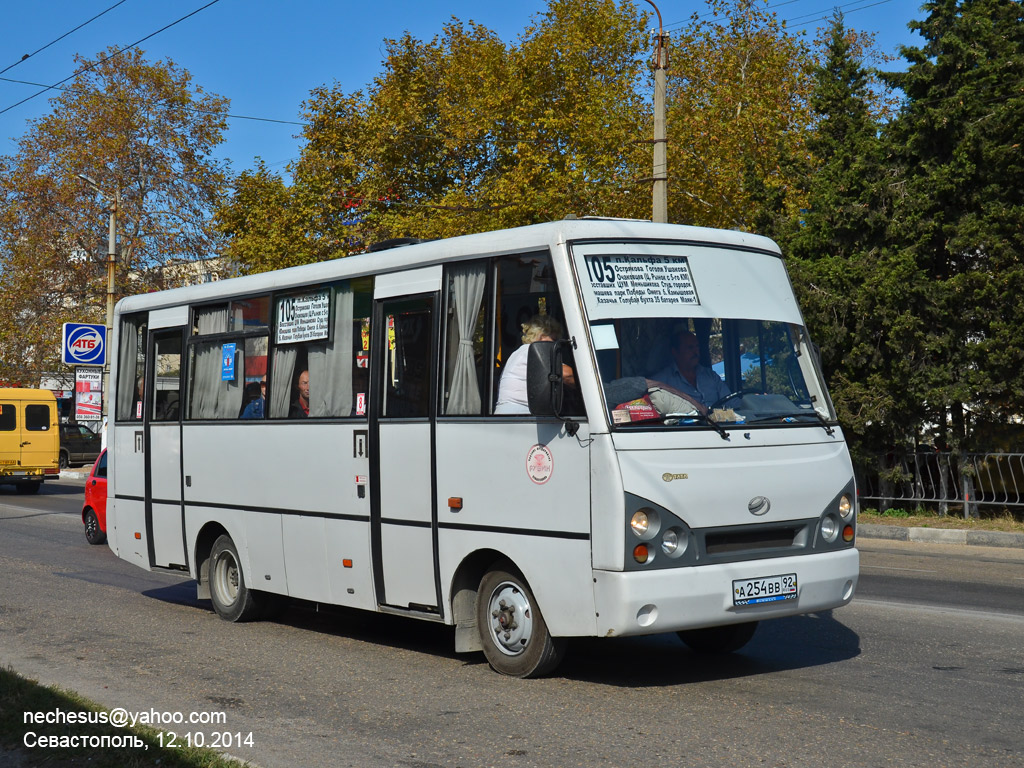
526 444 554 485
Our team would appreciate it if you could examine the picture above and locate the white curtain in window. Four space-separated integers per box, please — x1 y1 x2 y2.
445 263 487 415
270 346 297 418
308 285 353 417
192 308 229 419
116 317 140 420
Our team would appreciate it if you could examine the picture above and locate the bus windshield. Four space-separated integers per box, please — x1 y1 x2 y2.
591 316 835 429
571 240 836 430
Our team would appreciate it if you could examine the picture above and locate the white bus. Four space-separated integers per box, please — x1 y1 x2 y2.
107 218 858 677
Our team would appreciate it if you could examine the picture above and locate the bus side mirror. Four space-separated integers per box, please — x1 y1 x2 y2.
526 340 564 417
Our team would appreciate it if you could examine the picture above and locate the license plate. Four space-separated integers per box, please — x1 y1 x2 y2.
733 573 797 606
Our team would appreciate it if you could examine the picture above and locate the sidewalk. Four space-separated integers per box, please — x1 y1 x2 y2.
859 523 1024 550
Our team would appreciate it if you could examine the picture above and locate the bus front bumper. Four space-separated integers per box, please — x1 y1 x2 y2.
592 548 859 638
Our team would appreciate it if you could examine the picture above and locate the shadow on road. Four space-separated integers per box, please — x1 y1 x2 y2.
139 580 860 686
0 482 85 497
558 611 860 686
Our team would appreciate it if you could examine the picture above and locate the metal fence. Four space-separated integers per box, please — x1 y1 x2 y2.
856 451 1024 517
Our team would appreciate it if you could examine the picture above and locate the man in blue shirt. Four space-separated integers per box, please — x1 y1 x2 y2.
652 329 730 408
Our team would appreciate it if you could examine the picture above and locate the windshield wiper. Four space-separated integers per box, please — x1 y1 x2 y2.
673 411 730 440
803 410 836 436
744 411 835 435
618 411 731 439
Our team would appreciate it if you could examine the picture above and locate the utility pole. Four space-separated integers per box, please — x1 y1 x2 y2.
644 1 669 223
78 174 118 418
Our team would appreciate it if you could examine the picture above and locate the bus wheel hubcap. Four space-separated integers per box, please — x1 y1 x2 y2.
488 582 534 656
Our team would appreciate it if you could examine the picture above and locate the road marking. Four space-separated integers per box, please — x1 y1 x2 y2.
861 564 938 574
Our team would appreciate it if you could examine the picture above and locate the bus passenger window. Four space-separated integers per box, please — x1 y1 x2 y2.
270 278 372 419
116 314 147 422
491 251 570 416
382 297 434 419
443 262 487 415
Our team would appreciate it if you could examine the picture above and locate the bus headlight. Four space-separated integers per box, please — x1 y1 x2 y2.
630 510 650 537
630 508 660 541
838 494 854 521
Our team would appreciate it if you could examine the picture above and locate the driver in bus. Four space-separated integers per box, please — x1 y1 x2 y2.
652 328 729 408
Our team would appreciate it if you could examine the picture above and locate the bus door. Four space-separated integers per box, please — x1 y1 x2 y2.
370 286 442 613
145 327 186 569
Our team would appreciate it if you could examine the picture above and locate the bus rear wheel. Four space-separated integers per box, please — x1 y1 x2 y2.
477 566 566 678
208 534 262 622
677 621 758 654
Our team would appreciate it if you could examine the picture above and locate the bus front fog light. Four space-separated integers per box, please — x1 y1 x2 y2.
633 544 652 564
842 524 855 542
821 515 838 543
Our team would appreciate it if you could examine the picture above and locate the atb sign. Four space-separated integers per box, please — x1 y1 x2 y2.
62 323 106 366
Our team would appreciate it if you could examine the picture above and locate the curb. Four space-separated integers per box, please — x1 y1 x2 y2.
859 523 1024 550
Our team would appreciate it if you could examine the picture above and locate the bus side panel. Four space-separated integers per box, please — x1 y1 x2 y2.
108 497 149 568
184 506 285 596
434 421 598 637
109 427 149 567
282 516 331 603
323 518 376 610
181 423 371 604
588 433 626 572
440 531 596 636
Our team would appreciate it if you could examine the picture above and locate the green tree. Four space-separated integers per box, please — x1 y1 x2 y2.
773 14 927 463
220 0 652 273
0 46 229 384
882 0 1024 453
666 0 814 229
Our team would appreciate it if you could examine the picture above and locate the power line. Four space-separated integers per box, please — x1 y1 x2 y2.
0 0 129 77
0 75 304 125
0 0 222 117
783 0 899 26
662 0 898 32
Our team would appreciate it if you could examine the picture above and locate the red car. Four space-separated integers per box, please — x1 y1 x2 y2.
82 449 107 545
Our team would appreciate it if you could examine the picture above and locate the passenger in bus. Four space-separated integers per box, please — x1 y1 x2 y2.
158 390 180 420
289 370 310 418
495 315 575 414
240 380 264 419
652 329 729 408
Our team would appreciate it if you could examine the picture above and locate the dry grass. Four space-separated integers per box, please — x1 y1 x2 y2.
859 506 1024 534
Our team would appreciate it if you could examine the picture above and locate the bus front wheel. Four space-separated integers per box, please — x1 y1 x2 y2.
477 566 566 678
208 535 262 622
677 621 758 654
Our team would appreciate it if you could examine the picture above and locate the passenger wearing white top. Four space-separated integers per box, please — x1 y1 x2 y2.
495 314 572 414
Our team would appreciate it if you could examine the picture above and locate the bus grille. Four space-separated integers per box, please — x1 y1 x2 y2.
699 521 813 563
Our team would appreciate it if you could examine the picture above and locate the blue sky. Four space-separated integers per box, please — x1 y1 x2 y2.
0 0 926 176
